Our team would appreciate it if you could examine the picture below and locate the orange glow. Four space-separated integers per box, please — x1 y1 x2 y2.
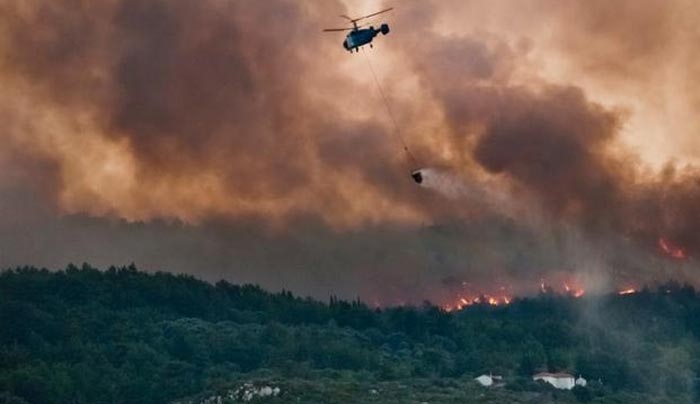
658 237 688 260
562 282 585 298
618 288 637 295
442 284 591 311
442 293 513 311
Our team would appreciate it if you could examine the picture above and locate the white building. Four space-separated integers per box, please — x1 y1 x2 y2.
576 375 587 387
533 372 576 390
475 374 503 387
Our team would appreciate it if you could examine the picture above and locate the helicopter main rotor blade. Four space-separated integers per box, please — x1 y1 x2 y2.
322 28 352 32
349 7 394 23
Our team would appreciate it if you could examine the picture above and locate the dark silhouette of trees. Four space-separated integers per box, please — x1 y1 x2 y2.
0 265 699 403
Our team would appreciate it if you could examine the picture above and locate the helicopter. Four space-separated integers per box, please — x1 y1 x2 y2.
323 8 393 53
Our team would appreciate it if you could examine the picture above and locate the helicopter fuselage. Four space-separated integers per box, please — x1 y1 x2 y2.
343 24 390 52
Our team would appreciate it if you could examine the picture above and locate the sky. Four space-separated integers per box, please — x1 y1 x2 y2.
1 0 700 305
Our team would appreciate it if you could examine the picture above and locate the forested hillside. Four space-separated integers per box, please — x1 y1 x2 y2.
1 265 699 403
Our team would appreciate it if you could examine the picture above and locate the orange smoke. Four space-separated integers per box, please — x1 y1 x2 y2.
2 0 700 305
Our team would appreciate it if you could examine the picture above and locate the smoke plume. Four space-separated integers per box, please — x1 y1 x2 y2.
1 0 700 304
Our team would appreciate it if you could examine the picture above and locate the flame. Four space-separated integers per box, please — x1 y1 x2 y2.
440 282 655 312
658 237 688 260
443 293 512 311
443 280 589 312
562 282 585 298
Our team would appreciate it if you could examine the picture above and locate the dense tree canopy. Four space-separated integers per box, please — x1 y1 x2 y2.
1 265 699 403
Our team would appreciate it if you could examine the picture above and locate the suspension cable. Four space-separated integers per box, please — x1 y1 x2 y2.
363 52 419 169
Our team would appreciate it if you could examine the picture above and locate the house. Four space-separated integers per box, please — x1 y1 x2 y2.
533 372 575 390
475 374 503 387
575 375 587 387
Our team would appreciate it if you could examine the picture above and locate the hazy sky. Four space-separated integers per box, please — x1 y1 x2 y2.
1 0 699 304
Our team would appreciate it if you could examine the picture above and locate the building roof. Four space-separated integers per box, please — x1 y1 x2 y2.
533 372 574 379
475 374 502 379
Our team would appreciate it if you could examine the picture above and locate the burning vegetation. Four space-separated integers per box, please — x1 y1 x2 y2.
4 266 700 403
440 280 655 311
442 295 512 312
442 280 585 311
